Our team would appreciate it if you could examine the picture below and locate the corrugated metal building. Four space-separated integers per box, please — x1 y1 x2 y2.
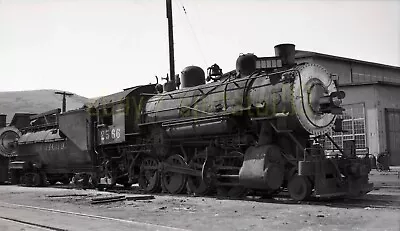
295 50 400 165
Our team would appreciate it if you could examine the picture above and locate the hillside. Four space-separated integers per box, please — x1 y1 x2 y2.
0 90 90 123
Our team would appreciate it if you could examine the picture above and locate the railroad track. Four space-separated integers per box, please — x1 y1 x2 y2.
0 185 399 231
103 186 400 210
35 183 400 211
0 201 188 231
330 198 400 210
0 216 67 231
244 194 400 210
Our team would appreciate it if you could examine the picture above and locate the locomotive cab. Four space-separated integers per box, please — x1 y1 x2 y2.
91 84 156 146
89 84 157 187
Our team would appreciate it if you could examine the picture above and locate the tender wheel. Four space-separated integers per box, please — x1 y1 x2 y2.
187 153 214 196
139 157 161 193
162 155 188 194
288 175 312 201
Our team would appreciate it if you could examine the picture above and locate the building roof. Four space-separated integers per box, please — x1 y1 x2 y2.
340 81 400 88
295 50 400 71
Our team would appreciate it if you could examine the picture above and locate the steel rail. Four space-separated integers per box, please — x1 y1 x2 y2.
0 216 66 231
0 201 188 231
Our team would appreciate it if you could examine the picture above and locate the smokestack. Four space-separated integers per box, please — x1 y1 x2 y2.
0 114 6 128
166 0 175 85
274 44 296 66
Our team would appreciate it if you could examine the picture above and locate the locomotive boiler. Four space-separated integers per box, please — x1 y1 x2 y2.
91 44 373 200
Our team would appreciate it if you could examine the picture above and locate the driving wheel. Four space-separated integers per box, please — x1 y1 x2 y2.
187 153 214 196
162 155 188 194
139 157 161 193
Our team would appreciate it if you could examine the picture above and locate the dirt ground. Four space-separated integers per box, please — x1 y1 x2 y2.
0 183 399 231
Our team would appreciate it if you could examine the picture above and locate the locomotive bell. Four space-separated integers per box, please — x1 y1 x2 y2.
236 53 257 77
180 66 206 88
274 44 295 66
207 63 222 81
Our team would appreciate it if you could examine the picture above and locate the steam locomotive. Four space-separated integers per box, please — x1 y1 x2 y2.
5 44 373 200
0 113 28 184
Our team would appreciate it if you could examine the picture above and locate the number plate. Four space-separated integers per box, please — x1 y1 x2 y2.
98 126 125 144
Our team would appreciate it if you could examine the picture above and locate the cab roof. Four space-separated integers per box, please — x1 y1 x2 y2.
90 85 155 108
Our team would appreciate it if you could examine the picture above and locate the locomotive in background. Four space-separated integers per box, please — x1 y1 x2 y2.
0 113 31 184
8 109 95 186
0 114 15 183
5 44 373 200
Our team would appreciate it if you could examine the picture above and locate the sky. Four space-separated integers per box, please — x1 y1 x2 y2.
0 0 399 98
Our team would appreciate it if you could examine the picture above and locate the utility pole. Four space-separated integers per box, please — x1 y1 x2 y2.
55 91 74 113
166 0 175 83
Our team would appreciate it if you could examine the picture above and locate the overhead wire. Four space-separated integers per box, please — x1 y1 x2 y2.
173 0 209 68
